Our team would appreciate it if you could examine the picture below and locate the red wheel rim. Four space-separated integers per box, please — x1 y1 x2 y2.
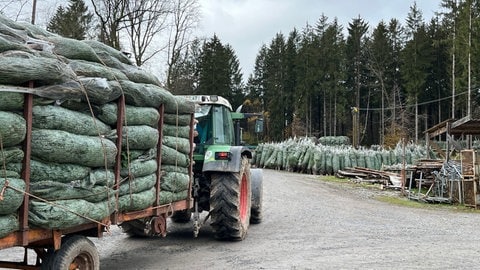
239 172 248 222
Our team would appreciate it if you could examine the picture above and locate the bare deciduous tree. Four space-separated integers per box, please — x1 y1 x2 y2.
91 0 199 86
166 0 199 88
124 0 171 67
90 0 128 50
0 0 30 21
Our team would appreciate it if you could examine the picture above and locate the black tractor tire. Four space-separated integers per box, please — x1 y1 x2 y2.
210 158 252 241
250 168 264 224
41 235 99 270
171 209 192 223
120 218 150 237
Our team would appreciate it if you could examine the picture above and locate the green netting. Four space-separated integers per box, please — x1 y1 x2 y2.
118 62 161 86
77 77 123 105
0 177 25 215
118 187 156 212
161 165 189 174
0 56 76 86
159 190 188 205
162 136 191 155
7 159 91 184
0 35 30 53
47 36 102 63
33 105 112 136
0 214 18 238
30 181 115 203
318 136 351 146
82 40 132 65
68 60 128 81
332 152 341 173
324 151 333 175
0 111 26 147
97 103 160 127
343 152 352 168
0 27 26 48
88 169 116 187
164 96 195 114
31 129 117 167
120 159 157 178
16 21 55 38
118 173 156 196
161 172 190 193
119 80 174 108
29 198 115 229
163 124 190 138
0 170 20 178
0 92 23 111
32 81 85 100
161 145 189 167
0 147 24 164
164 113 192 126
121 149 156 165
108 125 158 150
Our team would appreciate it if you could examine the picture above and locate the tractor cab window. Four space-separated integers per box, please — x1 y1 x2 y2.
194 105 212 144
212 105 234 145
194 104 234 146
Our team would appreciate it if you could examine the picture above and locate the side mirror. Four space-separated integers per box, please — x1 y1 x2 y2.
255 118 264 133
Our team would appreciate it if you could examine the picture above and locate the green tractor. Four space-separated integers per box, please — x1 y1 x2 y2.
173 95 264 241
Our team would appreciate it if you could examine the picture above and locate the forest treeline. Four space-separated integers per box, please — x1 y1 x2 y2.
173 1 480 147
7 0 480 147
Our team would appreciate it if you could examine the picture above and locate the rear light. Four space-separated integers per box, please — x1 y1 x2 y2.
215 151 231 160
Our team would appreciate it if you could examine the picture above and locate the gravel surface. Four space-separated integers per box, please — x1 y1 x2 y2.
1 169 480 269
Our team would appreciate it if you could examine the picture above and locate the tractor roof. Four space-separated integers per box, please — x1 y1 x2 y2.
179 95 233 111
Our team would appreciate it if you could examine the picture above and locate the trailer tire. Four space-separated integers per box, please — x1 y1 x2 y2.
210 158 251 241
171 209 192 223
250 168 263 224
43 235 99 270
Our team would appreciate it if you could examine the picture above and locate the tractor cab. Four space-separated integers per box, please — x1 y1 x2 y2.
179 95 245 170
190 95 235 149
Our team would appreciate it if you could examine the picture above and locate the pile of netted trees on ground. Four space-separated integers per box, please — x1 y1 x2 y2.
0 14 193 237
253 137 435 175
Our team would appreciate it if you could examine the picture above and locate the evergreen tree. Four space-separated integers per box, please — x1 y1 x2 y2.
401 2 433 142
319 18 346 137
295 22 318 137
197 35 245 109
425 16 451 126
47 0 93 40
345 16 369 146
367 21 391 145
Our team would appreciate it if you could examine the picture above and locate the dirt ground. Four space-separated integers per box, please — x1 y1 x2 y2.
2 169 480 269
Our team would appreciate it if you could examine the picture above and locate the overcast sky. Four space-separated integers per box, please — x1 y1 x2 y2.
197 0 442 80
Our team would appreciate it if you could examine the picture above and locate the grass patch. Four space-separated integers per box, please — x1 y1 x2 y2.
318 175 479 213
376 195 478 212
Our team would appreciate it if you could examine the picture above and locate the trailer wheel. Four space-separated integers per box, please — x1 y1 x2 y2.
43 235 99 270
210 158 251 240
171 209 192 223
250 168 264 224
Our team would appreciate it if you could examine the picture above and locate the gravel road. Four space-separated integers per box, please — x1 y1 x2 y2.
96 169 480 269
2 169 480 269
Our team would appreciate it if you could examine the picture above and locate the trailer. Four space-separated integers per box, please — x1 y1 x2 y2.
0 91 195 269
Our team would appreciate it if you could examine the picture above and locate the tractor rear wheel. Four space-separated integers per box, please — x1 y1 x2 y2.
250 168 263 224
210 158 251 241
